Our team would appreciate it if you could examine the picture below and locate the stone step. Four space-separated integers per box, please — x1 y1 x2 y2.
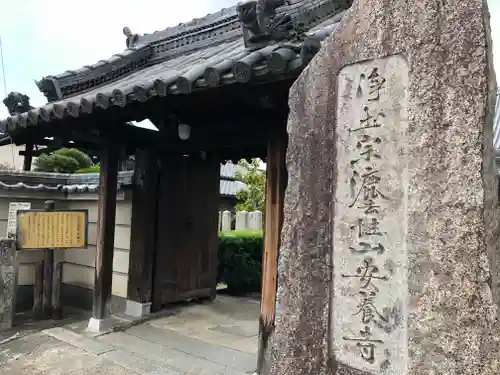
102 349 182 375
42 327 115 356
126 324 257 373
99 331 247 375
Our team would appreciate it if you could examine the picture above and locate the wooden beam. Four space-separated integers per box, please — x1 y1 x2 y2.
126 149 159 307
52 262 63 320
92 140 119 321
257 128 287 373
121 127 270 157
20 148 50 157
191 152 221 301
33 260 43 319
20 143 101 157
23 143 33 171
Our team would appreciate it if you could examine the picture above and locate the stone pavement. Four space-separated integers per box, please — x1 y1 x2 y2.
0 295 259 375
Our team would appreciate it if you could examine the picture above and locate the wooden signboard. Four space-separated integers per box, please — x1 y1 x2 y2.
16 210 88 250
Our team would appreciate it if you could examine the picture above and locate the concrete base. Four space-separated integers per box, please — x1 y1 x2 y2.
87 316 126 334
86 316 128 334
125 300 151 318
86 317 105 333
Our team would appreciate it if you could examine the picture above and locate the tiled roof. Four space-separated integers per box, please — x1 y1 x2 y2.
220 179 247 197
0 177 245 197
220 161 249 179
0 0 350 133
0 162 247 197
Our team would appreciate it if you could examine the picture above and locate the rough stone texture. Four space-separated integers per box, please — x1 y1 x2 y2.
265 0 499 375
0 238 17 331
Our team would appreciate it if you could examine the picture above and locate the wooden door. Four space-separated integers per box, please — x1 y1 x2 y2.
152 153 220 310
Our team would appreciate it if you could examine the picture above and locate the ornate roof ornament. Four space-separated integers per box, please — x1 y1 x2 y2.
3 92 33 116
123 27 139 49
237 0 294 49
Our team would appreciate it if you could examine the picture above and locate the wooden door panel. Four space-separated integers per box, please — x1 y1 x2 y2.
153 154 220 309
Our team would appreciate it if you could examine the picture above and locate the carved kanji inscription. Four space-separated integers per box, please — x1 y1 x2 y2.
332 55 409 375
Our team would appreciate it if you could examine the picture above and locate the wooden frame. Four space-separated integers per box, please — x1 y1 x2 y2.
15 209 89 250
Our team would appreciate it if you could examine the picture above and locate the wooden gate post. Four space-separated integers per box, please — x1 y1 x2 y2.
52 261 63 320
257 128 287 373
88 140 119 330
125 149 159 317
42 200 55 319
33 260 43 319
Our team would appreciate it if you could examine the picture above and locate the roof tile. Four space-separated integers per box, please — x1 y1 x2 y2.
1 1 350 132
0 162 246 197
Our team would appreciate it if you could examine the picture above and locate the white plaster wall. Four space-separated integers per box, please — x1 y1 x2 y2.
0 144 30 170
0 193 132 299
65 199 131 298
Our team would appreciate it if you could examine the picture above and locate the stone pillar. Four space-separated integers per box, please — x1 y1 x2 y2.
266 1 499 374
221 211 231 231
235 211 248 230
248 211 255 230
0 238 17 331
249 211 263 231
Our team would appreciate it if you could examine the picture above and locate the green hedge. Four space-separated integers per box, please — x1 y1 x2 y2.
217 230 263 295
75 165 101 174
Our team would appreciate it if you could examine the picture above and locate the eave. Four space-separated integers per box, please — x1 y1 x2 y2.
1 1 348 136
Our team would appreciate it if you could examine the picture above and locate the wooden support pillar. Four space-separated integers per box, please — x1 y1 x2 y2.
194 152 221 301
23 143 33 171
33 260 43 319
125 149 159 317
257 129 287 374
89 141 118 327
42 200 55 319
52 262 63 320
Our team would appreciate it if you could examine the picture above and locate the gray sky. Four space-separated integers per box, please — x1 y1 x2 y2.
0 0 499 119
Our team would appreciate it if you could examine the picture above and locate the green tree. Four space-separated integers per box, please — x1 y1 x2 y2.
235 159 266 212
34 148 93 173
